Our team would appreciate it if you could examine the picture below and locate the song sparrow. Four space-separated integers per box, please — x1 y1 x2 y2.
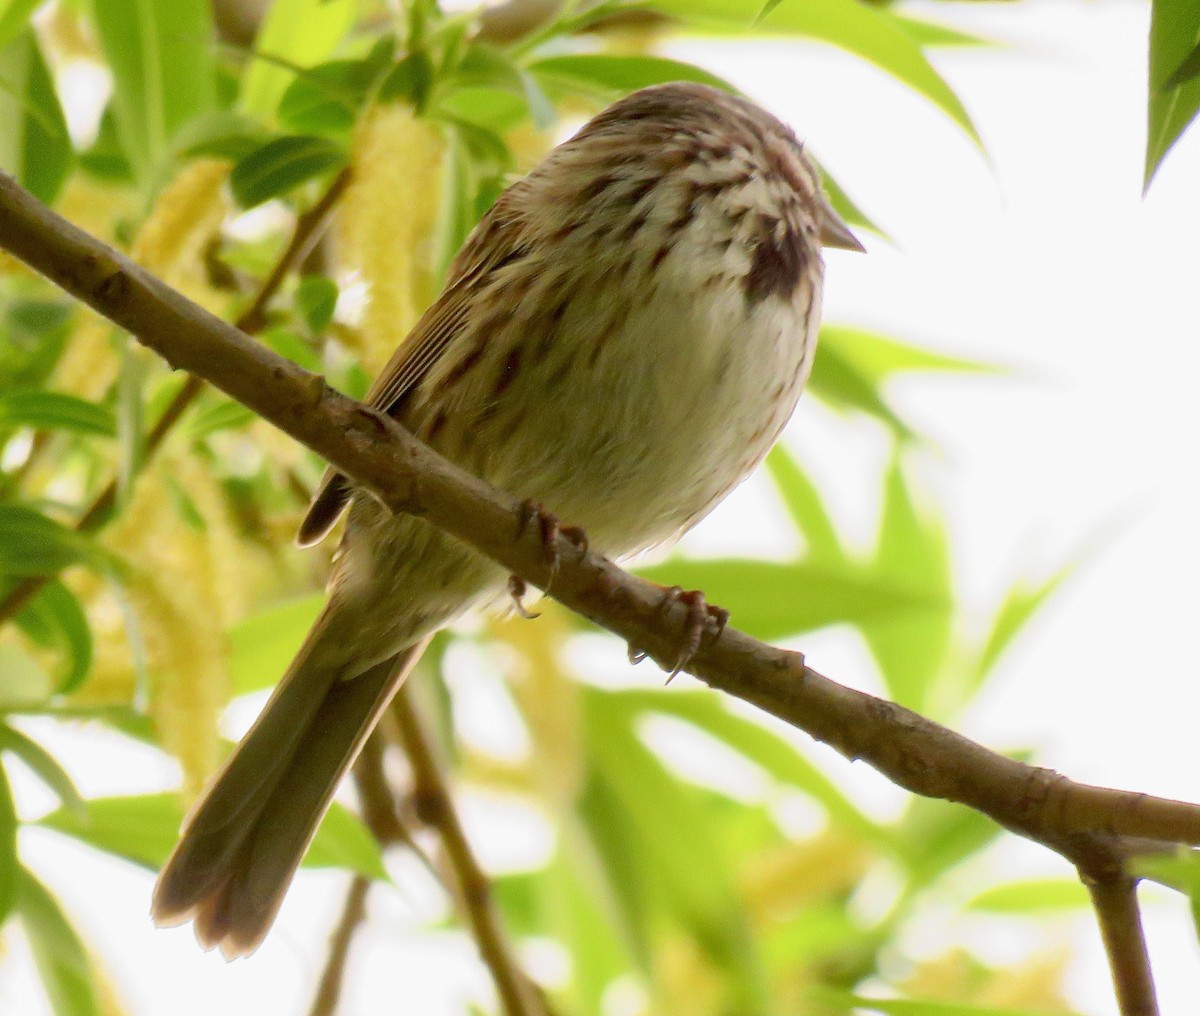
152 81 863 956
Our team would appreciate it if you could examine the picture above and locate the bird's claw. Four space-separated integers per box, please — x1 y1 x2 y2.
516 500 589 591
624 586 729 681
507 574 540 619
517 498 561 585
660 587 728 682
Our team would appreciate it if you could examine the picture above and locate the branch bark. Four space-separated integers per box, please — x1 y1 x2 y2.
0 171 1191 1016
306 876 371 1016
1086 875 1160 1016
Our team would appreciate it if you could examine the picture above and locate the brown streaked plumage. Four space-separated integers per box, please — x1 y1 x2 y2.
151 81 863 957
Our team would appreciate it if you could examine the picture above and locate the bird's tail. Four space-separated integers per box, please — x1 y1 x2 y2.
151 611 427 958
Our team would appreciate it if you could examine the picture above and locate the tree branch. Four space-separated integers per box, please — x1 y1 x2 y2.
0 171 1194 1014
1085 874 1160 1016
306 876 371 1016
0 168 351 626
391 684 548 1016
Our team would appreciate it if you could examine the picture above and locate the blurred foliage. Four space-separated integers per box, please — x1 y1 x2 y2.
0 1 1190 1014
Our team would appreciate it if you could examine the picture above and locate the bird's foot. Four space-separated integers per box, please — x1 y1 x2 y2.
515 499 588 590
657 586 729 682
507 574 540 619
625 585 729 681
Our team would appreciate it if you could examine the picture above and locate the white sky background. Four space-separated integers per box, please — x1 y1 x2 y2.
5 1 1200 1013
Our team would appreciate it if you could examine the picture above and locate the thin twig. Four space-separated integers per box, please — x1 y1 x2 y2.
306 876 371 1016
1085 874 1160 1016
4 170 1200 1014
391 685 546 1016
0 168 351 627
302 731 421 1016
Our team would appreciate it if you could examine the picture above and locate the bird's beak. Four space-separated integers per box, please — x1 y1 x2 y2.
818 199 866 253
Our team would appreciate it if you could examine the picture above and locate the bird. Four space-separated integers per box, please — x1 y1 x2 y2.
151 80 863 957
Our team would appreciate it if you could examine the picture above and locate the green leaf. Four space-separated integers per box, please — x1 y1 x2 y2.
230 134 348 208
635 556 948 645
810 340 908 434
240 0 358 121
649 0 981 148
583 689 769 1012
607 688 882 842
115 339 145 509
529 53 736 97
262 326 323 371
38 792 179 868
91 0 216 186
295 275 339 336
575 771 654 971
0 763 16 925
38 792 386 878
1133 849 1200 941
436 86 527 134
304 802 389 879
967 878 1091 914
0 298 73 390
1166 39 1200 89
822 326 999 382
0 30 73 204
811 990 1076 1016
556 832 642 1013
0 390 115 436
765 445 843 561
171 109 272 161
0 0 43 51
277 59 376 135
1146 0 1200 186
379 51 434 107
186 396 256 439
893 15 991 49
896 795 1001 888
16 581 93 694
811 326 998 435
816 162 885 239
78 104 133 182
0 641 53 707
228 593 324 695
974 564 1073 686
0 723 85 817
0 505 93 577
16 868 100 1016
860 455 952 710
755 0 784 24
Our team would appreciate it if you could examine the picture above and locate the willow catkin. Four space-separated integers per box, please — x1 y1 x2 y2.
74 449 242 798
490 604 583 808
336 104 446 375
53 159 230 401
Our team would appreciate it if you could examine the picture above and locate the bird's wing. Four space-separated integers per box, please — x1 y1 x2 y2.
296 188 528 546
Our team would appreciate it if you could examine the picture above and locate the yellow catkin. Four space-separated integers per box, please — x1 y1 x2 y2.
130 158 230 286
337 104 446 374
505 122 553 175
52 160 230 400
74 448 243 797
656 934 725 1016
901 948 1073 1012
44 4 98 61
740 830 871 921
490 602 583 807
